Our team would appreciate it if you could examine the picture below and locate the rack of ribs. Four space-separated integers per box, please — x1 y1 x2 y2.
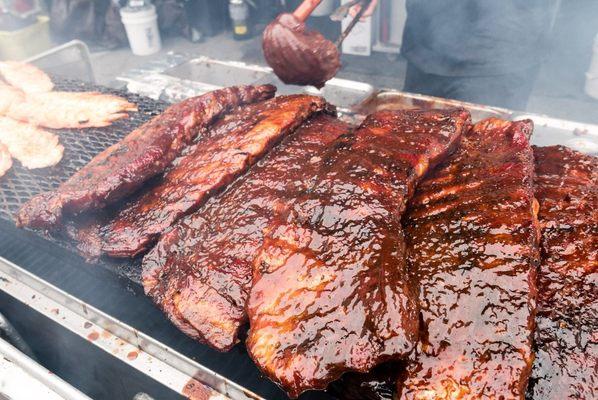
246 109 471 398
528 145 597 400
72 94 329 259
16 85 275 230
397 118 540 400
142 114 350 351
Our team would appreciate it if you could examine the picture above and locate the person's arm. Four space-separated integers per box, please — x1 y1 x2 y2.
349 0 379 20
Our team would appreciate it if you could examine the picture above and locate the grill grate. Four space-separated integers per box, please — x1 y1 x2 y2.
0 78 168 282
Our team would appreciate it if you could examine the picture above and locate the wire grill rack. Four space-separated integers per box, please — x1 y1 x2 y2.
0 79 168 282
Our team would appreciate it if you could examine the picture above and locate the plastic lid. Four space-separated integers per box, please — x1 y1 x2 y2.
121 0 154 13
129 0 151 7
120 2 156 17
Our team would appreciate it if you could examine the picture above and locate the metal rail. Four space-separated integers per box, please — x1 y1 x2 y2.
0 338 91 400
0 256 263 400
25 40 96 84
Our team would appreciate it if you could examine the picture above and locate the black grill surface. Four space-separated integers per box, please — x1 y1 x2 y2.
0 79 167 282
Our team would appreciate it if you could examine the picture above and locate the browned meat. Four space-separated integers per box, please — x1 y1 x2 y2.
247 109 471 398
528 145 597 400
74 95 329 259
263 13 340 88
16 85 275 229
142 114 349 351
6 91 138 129
397 118 540 400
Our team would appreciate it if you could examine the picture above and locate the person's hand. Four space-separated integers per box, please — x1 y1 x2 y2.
349 0 379 21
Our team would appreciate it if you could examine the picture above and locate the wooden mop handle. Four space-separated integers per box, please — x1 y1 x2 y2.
293 0 324 22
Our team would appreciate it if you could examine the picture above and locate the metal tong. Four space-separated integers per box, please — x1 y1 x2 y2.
334 0 373 47
330 0 362 21
292 0 373 48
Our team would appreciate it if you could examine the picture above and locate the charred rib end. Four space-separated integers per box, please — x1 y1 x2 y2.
252 84 277 102
15 193 62 229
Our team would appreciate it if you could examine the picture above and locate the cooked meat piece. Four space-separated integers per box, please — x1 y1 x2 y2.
0 63 134 129
398 118 540 400
528 145 597 400
76 95 330 259
16 85 275 229
6 91 137 129
0 143 12 178
142 114 348 351
0 81 24 114
262 13 340 88
0 117 64 169
247 109 471 398
0 61 54 93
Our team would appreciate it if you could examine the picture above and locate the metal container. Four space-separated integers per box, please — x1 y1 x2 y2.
117 56 598 150
355 90 598 155
162 57 375 111
353 90 512 122
165 57 271 88
513 113 598 154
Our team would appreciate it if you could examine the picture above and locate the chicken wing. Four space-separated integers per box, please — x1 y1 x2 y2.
0 61 54 93
0 117 64 169
0 81 24 114
0 143 12 177
7 91 138 129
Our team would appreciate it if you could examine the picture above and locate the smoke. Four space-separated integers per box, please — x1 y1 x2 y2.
400 0 560 110
540 0 598 96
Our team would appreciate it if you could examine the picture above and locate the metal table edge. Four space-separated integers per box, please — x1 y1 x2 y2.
0 256 263 400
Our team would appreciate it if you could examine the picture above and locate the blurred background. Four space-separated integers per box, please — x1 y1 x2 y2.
1 0 597 122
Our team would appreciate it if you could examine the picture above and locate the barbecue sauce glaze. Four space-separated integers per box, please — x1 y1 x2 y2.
262 13 340 88
247 109 471 398
398 118 540 399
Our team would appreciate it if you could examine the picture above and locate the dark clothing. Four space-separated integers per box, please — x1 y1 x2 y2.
403 62 540 110
402 0 557 77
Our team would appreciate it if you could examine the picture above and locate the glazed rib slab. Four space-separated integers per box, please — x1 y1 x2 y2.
16 85 275 229
142 114 349 351
247 109 471 398
529 145 597 400
74 95 329 259
398 118 540 400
